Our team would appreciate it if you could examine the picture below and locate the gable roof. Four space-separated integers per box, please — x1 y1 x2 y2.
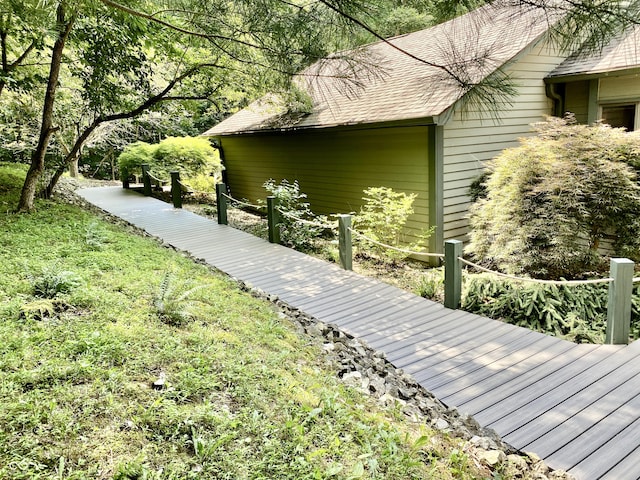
204 1 554 137
546 25 640 80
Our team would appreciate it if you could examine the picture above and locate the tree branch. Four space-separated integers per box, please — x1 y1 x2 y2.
99 0 274 53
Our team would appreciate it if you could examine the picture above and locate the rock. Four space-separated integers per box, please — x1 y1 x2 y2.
477 449 507 467
152 372 166 390
342 371 362 387
506 454 529 471
470 435 492 450
434 418 449 430
322 343 335 352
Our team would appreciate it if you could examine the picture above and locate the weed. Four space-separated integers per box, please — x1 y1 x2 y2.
29 264 83 299
84 220 109 250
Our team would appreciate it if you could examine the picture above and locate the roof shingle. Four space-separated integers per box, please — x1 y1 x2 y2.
547 25 640 78
204 1 554 136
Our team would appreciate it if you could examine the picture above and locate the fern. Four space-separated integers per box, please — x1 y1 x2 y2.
153 272 209 326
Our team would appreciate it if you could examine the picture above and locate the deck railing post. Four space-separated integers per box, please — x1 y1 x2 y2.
606 258 634 345
338 214 352 270
216 183 228 225
267 195 281 244
444 240 463 310
141 163 151 196
170 171 182 208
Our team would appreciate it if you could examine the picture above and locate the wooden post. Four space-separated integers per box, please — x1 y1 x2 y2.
216 183 228 225
444 240 463 310
338 214 352 270
606 258 634 345
267 196 281 244
141 163 151 196
170 171 182 208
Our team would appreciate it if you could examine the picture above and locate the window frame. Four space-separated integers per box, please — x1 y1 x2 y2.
598 102 640 131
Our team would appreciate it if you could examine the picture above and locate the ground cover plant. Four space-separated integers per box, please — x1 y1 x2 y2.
0 162 502 479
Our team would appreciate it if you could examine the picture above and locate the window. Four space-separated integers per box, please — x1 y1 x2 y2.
601 103 638 131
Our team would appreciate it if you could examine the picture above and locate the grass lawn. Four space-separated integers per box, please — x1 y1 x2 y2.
0 163 498 479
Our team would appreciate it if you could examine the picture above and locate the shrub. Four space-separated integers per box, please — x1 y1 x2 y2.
467 116 640 279
353 186 431 261
117 137 222 184
117 141 154 181
461 275 609 343
152 136 223 181
263 179 330 250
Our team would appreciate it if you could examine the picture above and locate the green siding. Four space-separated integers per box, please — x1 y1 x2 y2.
219 126 432 238
563 79 591 124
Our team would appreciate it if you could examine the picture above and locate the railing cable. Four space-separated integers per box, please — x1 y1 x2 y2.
221 192 266 211
348 227 445 259
276 208 335 230
458 257 613 286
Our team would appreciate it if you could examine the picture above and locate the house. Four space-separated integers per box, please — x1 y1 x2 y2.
202 3 639 254
545 25 640 131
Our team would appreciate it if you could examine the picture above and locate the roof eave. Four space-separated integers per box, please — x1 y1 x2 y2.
545 66 640 83
201 116 440 138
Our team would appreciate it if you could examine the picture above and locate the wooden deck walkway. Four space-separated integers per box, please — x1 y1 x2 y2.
79 186 640 480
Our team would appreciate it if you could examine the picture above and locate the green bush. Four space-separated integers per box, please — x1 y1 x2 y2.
263 179 330 250
117 141 154 181
117 137 222 184
152 136 222 181
353 186 431 261
467 116 640 279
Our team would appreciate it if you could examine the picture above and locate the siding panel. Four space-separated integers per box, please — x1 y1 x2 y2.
222 126 431 238
441 39 567 241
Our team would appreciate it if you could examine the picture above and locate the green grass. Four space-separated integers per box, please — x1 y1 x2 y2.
0 163 494 479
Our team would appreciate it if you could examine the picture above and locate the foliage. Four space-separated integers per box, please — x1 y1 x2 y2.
375 5 434 37
152 136 222 181
116 141 155 181
153 272 209 326
353 186 431 261
468 117 640 279
29 264 83 299
416 268 445 302
461 274 613 343
0 163 491 479
118 137 222 184
263 178 331 250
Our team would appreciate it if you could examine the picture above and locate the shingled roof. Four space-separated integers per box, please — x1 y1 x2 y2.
547 25 640 79
203 1 554 136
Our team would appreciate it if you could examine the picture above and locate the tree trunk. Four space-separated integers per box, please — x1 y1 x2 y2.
17 2 74 212
43 163 67 199
69 156 79 177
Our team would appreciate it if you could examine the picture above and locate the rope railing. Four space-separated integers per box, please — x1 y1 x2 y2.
146 170 169 185
458 257 613 286
177 180 193 194
276 208 335 230
221 192 266 211
348 227 445 259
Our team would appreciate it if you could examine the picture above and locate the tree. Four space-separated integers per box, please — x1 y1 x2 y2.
467 116 640 279
6 0 640 212
9 0 380 212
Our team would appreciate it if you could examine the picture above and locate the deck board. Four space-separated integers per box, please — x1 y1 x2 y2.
78 187 640 480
